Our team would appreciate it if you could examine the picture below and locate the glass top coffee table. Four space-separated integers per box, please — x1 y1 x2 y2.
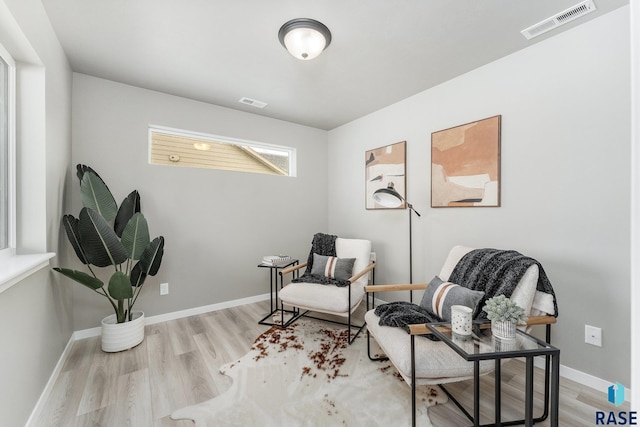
425 321 560 427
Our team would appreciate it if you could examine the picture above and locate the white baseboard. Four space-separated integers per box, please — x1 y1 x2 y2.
535 356 631 402
72 293 272 340
145 293 271 325
25 333 76 427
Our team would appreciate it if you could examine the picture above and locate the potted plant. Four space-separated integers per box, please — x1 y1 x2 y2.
54 165 165 352
482 294 527 340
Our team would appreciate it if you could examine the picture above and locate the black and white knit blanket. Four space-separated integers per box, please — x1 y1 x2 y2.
375 248 558 333
449 248 558 320
374 301 441 340
292 232 351 287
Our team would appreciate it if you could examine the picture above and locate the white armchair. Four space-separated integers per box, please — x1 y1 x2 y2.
279 234 375 344
365 245 557 425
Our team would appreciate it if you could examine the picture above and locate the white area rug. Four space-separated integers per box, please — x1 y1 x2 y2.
171 319 447 426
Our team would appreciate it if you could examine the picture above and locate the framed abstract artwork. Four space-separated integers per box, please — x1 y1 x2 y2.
431 115 501 207
365 141 406 209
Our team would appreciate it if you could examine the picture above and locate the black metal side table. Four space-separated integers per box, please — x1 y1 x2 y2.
425 321 560 427
257 259 299 327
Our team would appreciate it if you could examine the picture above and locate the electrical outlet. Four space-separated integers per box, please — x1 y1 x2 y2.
160 282 169 296
370 252 376 263
585 325 602 347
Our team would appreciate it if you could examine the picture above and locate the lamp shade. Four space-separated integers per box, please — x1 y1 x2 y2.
278 18 332 60
373 182 404 208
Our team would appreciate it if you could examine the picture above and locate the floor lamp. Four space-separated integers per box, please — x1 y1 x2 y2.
373 182 421 303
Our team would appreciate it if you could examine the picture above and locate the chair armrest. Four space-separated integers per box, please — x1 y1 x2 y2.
525 315 557 326
365 283 428 293
408 322 493 336
348 261 376 284
408 324 432 335
279 262 307 276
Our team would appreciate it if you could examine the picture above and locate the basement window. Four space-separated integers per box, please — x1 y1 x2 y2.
149 125 296 177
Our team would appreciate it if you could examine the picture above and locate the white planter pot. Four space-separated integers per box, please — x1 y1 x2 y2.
491 320 516 340
493 336 518 352
101 311 145 352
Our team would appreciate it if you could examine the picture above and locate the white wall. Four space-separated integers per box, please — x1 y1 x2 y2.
328 7 631 384
0 0 73 425
70 74 328 330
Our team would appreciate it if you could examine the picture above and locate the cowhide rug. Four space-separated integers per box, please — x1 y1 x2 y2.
171 319 446 426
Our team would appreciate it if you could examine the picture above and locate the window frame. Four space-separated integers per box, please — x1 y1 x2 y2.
148 124 297 177
0 42 16 257
0 13 55 294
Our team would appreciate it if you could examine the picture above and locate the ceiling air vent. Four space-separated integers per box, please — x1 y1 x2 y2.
239 97 267 109
521 0 596 40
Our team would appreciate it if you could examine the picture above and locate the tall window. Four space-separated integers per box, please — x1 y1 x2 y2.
0 46 15 252
149 126 296 177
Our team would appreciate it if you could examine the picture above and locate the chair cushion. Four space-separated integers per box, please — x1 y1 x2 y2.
509 264 538 317
438 245 475 282
279 281 365 316
310 254 356 281
531 289 556 316
336 237 372 286
420 276 484 321
365 310 494 384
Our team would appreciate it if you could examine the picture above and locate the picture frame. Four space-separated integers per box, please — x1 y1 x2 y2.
365 141 406 209
431 115 501 208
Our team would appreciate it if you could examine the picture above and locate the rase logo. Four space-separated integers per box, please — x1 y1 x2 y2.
596 382 637 425
609 382 625 407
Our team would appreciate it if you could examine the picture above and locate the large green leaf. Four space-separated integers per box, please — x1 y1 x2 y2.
114 190 141 237
107 271 133 300
78 207 129 267
76 164 97 183
62 215 88 264
121 213 149 260
53 267 104 290
80 169 117 221
130 262 147 287
139 236 165 276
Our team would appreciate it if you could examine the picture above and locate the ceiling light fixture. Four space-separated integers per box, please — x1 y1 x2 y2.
278 18 332 60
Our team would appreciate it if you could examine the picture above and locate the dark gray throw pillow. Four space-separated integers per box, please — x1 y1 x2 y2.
310 253 356 281
420 276 484 321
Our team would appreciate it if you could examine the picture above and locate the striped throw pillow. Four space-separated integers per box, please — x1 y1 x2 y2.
310 253 356 281
420 276 484 321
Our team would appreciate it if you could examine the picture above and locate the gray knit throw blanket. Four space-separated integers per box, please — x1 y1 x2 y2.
292 232 350 287
374 301 441 340
375 248 558 335
449 248 558 320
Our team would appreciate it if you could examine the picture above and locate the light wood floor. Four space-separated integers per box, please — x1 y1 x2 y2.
33 300 627 426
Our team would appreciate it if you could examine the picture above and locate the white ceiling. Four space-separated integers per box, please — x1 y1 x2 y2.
42 0 628 130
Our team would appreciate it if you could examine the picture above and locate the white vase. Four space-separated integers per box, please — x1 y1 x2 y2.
101 311 145 352
491 320 516 340
493 335 517 351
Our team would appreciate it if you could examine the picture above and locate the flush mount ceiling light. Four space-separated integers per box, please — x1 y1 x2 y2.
278 18 332 60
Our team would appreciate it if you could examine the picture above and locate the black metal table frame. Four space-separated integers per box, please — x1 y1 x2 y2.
421 321 560 427
257 259 299 327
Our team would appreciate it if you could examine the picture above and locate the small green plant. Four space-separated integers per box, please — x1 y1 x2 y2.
53 165 165 323
482 295 527 325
